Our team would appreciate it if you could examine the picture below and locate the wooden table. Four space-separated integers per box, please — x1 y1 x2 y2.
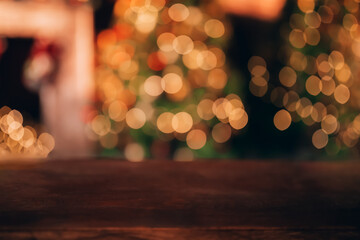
0 159 360 239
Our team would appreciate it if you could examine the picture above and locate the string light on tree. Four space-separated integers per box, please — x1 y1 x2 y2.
249 0 360 154
93 0 248 161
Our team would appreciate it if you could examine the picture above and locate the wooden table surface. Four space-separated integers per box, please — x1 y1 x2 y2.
0 159 360 239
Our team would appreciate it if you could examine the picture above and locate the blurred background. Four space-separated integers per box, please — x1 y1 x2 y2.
0 0 359 160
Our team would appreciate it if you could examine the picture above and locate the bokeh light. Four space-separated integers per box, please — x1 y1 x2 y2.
0 106 55 159
126 108 146 129
186 129 206 150
124 143 144 162
249 0 360 152
273 109 292 131
93 0 248 160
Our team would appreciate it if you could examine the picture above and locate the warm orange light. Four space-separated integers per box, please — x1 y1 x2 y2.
273 109 292 131
186 129 206 149
172 112 193 133
197 99 215 120
126 108 146 129
124 143 144 162
173 35 194 55
212 123 231 143
168 3 189 22
279 66 297 87
157 32 176 52
204 19 225 38
312 129 328 149
216 0 286 20
161 73 183 94
144 75 163 97
334 84 350 104
305 75 322 96
157 112 174 133
108 101 128 122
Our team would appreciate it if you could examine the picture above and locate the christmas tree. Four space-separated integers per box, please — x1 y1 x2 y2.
249 0 360 156
92 0 248 161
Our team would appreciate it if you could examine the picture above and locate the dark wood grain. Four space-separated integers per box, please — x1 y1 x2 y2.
1 159 360 239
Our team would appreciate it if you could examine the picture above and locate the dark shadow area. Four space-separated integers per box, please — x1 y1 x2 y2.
226 2 315 159
0 38 39 122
